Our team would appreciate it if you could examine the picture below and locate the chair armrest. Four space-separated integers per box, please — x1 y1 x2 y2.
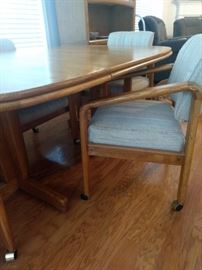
80 82 202 113
120 63 174 79
158 37 188 52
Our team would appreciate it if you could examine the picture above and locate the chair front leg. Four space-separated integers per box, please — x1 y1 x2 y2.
68 93 81 142
80 109 90 200
172 98 201 211
147 63 155 87
123 78 132 92
0 196 17 261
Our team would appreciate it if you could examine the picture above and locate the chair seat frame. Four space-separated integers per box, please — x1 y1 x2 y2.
79 82 202 208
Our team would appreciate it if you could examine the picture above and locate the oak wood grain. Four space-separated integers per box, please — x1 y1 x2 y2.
89 144 184 165
0 113 201 269
0 196 15 252
0 46 171 111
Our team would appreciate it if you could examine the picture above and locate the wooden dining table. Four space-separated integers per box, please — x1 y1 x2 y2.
0 45 172 212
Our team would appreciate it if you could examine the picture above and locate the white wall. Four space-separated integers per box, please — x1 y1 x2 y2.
136 0 176 37
176 1 202 18
55 0 87 45
163 1 177 37
163 0 202 37
137 0 202 37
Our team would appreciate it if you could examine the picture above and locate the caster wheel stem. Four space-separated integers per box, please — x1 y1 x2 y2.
80 193 89 200
74 138 80 145
32 127 39 133
172 200 184 211
5 250 17 262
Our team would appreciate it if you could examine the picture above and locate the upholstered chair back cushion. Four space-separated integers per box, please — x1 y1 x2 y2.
107 31 154 48
0 39 16 52
107 31 154 93
139 16 167 44
174 17 202 37
168 34 202 121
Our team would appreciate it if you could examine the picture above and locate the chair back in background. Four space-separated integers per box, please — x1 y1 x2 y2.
174 17 202 37
107 31 154 48
138 16 167 44
106 31 154 93
168 34 202 121
0 39 16 52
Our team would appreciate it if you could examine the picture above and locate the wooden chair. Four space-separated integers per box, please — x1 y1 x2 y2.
0 196 17 261
107 31 154 95
79 34 202 211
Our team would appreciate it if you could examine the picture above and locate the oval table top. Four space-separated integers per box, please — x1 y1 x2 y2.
0 45 171 111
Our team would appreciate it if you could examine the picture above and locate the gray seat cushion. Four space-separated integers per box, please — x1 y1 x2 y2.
89 100 185 152
19 97 68 125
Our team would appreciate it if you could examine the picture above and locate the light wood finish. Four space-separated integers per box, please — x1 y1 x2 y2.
0 111 29 182
0 38 71 139
0 45 171 212
89 39 108 45
0 46 171 111
68 94 81 140
118 63 174 89
0 109 70 211
0 118 18 200
89 144 184 165
0 111 69 212
0 121 18 185
110 51 172 80
177 98 202 203
0 113 201 269
0 181 18 201
80 82 202 203
0 196 15 252
85 0 135 43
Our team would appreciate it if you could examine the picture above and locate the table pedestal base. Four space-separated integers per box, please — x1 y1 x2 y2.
0 111 69 212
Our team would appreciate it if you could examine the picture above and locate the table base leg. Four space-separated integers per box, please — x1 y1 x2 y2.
19 180 68 212
0 111 69 212
0 196 16 253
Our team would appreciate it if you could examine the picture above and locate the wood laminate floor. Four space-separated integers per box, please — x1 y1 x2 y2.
0 114 201 270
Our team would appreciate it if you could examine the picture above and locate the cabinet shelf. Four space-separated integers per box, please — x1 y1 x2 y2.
88 0 135 8
85 0 136 43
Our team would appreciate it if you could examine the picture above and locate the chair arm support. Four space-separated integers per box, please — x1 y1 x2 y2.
80 82 202 113
158 37 188 53
119 63 174 79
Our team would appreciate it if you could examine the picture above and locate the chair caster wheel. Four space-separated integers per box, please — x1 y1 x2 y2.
74 138 80 145
172 200 184 211
80 193 89 200
32 127 39 133
5 250 17 262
